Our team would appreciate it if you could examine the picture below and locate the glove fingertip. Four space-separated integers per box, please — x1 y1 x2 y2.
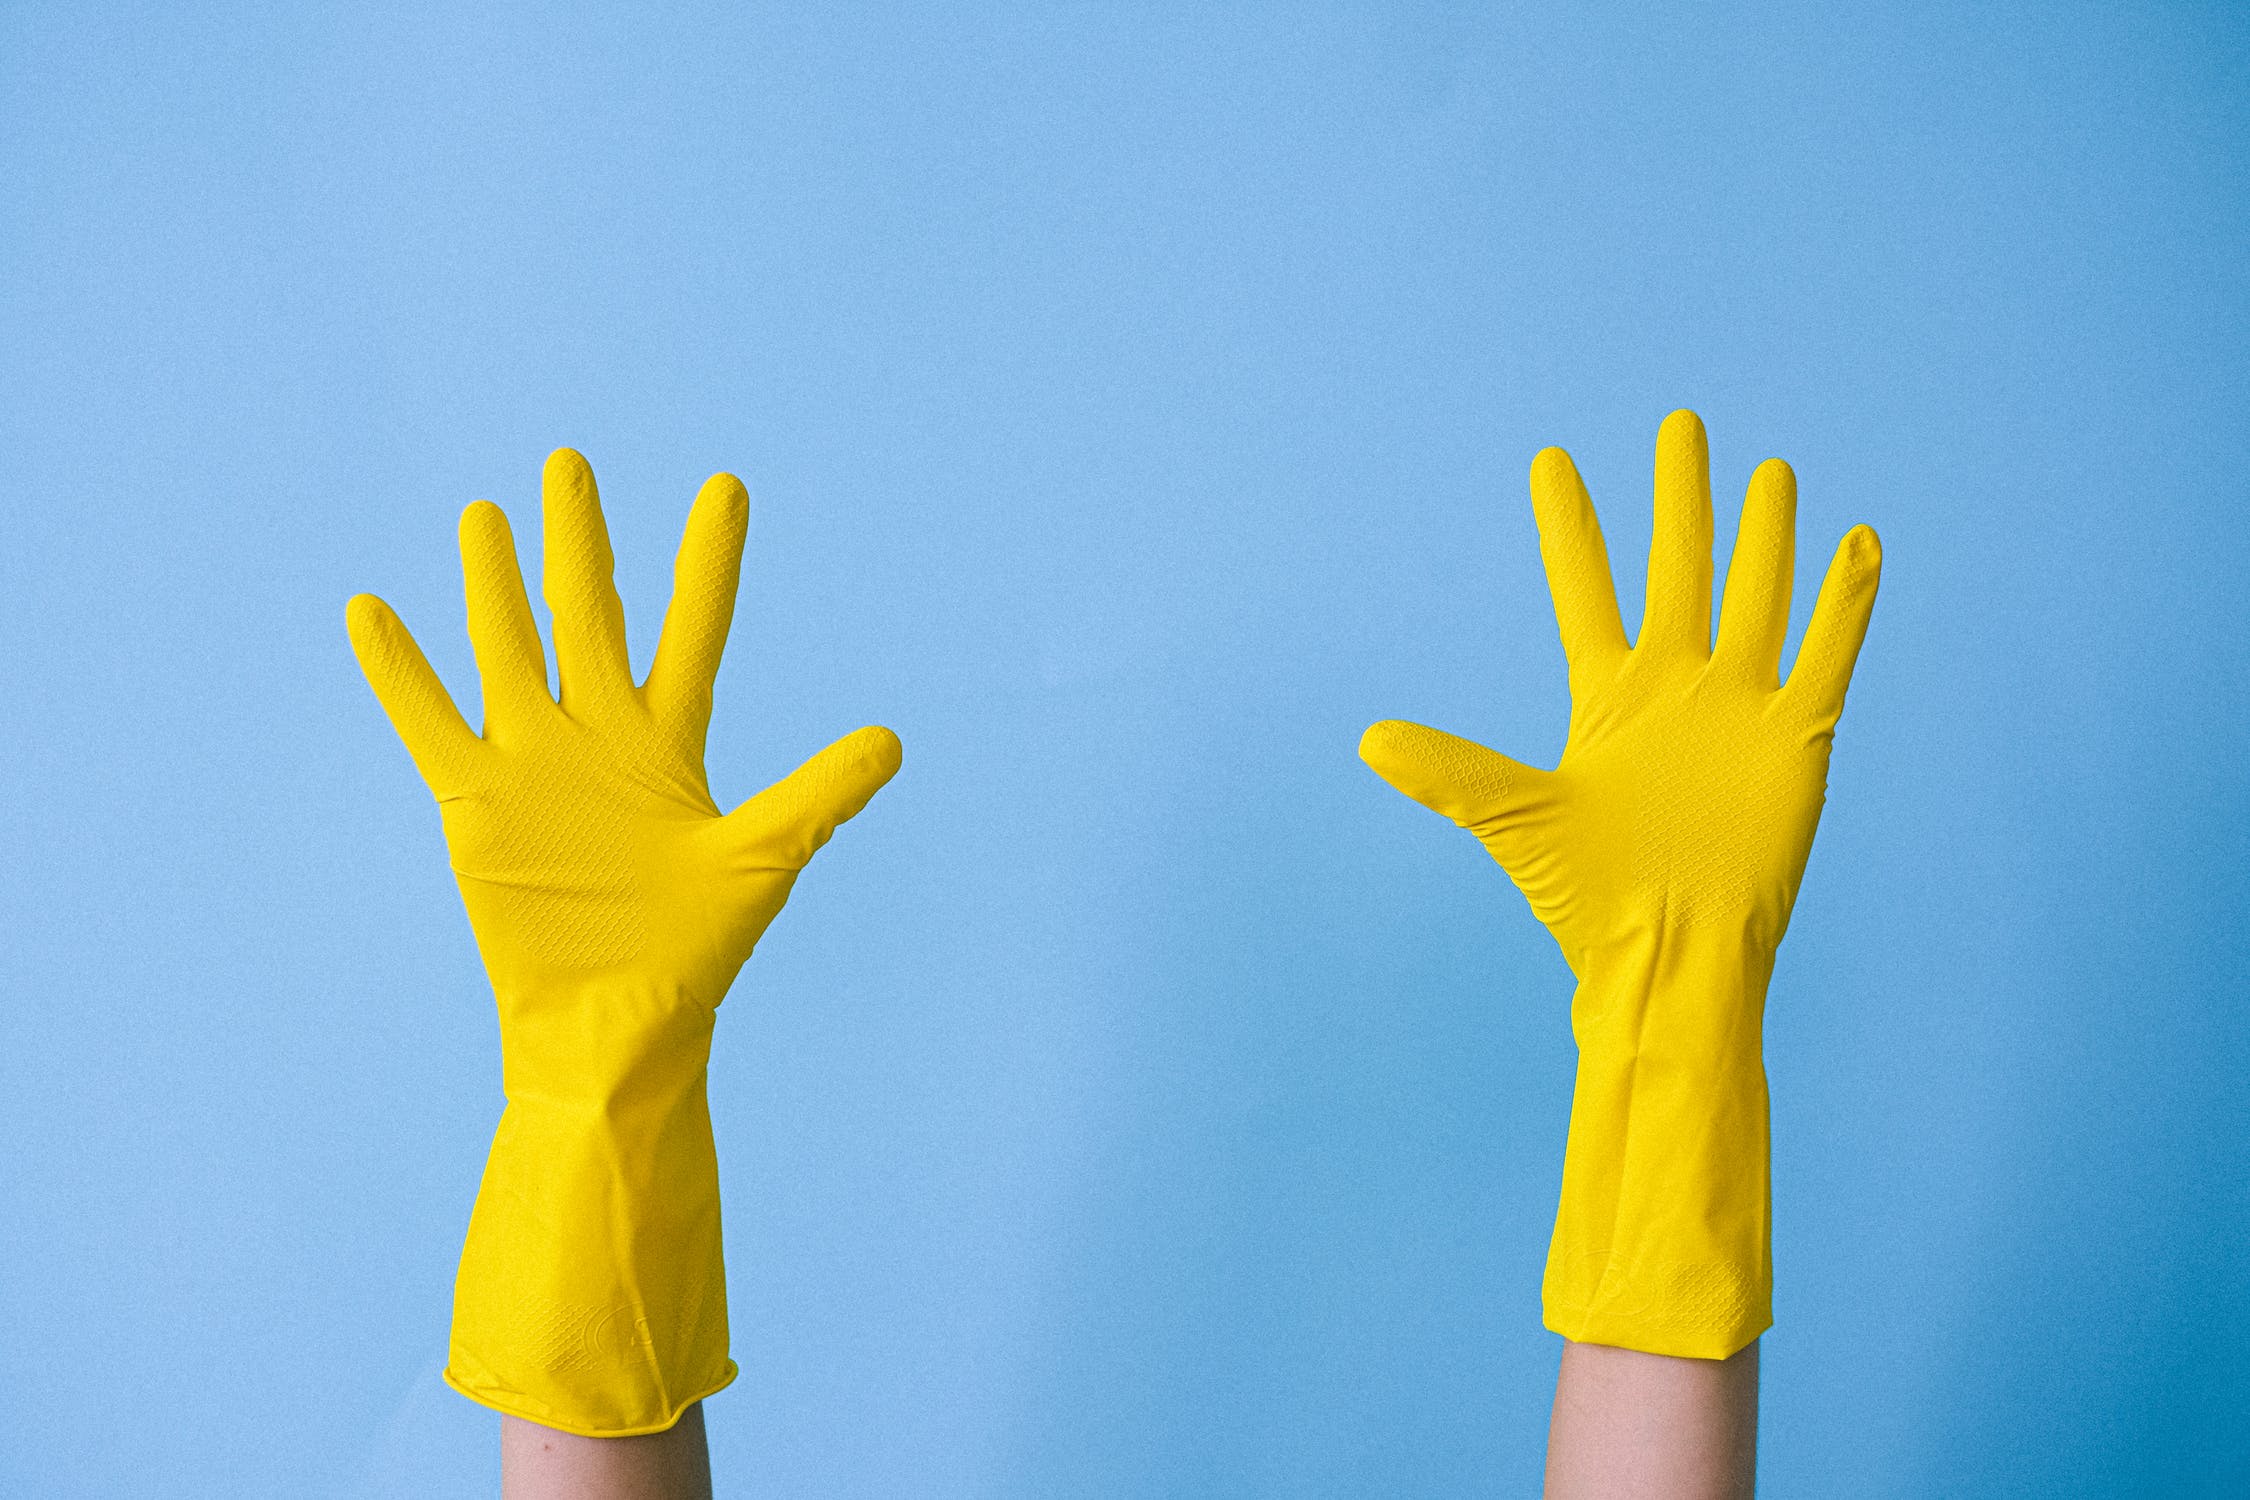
832 724 903 796
1357 717 1399 759
1751 455 1796 485
345 592 398 650
858 723 904 774
544 446 595 490
1357 719 1422 778
458 498 514 549
1528 445 1581 497
696 471 750 520
793 725 903 815
1844 522 1883 572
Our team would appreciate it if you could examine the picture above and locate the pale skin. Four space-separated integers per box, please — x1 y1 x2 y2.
502 1408 710 1500
494 1344 1755 1498
1548 1341 1760 1498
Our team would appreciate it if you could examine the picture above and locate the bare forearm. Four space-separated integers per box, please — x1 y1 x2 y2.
501 1404 712 1500
1545 1339 1758 1499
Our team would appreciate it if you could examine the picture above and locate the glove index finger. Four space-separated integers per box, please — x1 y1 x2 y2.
1529 447 1629 675
1359 719 1544 832
346 593 480 794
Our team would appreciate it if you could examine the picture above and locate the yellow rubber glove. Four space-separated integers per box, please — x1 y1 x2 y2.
1360 411 1880 1360
347 448 901 1435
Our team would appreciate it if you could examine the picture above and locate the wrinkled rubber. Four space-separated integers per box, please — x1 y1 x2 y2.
1361 411 1880 1359
350 448 900 1432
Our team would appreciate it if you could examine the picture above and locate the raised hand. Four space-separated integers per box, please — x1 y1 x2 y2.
348 448 900 1436
349 447 900 1004
1360 411 1879 1359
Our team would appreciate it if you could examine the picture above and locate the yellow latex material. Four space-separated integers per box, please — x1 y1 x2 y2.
348 449 900 1435
1360 411 1880 1359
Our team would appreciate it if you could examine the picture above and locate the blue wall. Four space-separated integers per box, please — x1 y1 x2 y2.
2 4 2244 1494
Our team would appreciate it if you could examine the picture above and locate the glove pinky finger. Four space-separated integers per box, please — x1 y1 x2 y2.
1783 525 1882 726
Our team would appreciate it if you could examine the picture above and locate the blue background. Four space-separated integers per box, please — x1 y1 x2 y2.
3 3 2246 1495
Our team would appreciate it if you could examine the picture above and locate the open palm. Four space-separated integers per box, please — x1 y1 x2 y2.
348 447 900 1006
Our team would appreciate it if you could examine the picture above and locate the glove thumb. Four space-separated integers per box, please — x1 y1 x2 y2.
1359 720 1550 845
719 725 903 873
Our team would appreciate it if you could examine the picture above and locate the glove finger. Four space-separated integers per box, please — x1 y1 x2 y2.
718 725 903 872
1713 458 1797 686
460 501 552 727
541 447 635 718
1783 524 1882 727
346 593 479 794
1529 447 1629 675
643 472 749 753
1639 409 1715 656
1358 719 1547 834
